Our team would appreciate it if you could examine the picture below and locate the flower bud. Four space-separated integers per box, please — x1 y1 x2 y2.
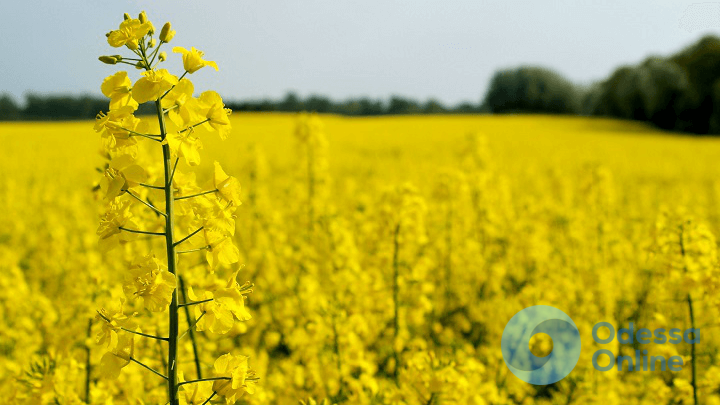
112 55 123 62
123 13 131 20
139 11 148 24
158 52 167 62
160 22 175 43
147 22 155 36
135 61 146 70
98 56 118 65
148 38 156 48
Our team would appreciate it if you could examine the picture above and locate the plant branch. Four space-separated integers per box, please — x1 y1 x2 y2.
130 357 169 380
119 227 165 236
179 312 206 341
179 118 210 133
173 227 204 247
178 298 213 308
177 246 210 254
176 190 218 201
127 190 167 217
178 377 230 387
179 276 203 380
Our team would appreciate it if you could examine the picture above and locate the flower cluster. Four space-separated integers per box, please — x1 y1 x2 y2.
93 11 256 405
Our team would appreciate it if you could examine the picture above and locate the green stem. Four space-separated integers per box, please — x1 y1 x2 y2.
688 293 698 405
157 94 180 403
200 392 217 405
130 357 169 380
169 158 179 185
121 327 169 341
179 312 206 341
126 190 167 217
679 225 698 405
179 118 210 133
179 276 203 380
161 71 188 99
173 227 204 247
177 246 210 254
85 318 92 403
178 298 213 308
140 183 166 190
175 189 218 201
178 377 230 387
119 227 165 236
392 223 401 384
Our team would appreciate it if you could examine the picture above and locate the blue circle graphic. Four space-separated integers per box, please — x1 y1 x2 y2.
501 305 581 385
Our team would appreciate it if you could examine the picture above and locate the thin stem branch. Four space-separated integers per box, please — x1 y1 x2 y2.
127 190 167 217
130 357 169 380
200 392 217 405
148 41 163 67
140 183 166 190
392 223 401 384
178 298 213 308
178 377 230 387
179 118 210 133
177 246 210 254
161 71 189 100
176 190 218 201
179 276 203 380
121 327 170 341
179 312 206 341
117 126 162 139
169 158 179 186
119 227 166 236
173 227 204 247
679 225 698 405
85 318 92 403
688 293 698 405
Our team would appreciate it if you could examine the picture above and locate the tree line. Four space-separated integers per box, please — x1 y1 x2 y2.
4 34 720 134
0 92 483 121
483 35 720 135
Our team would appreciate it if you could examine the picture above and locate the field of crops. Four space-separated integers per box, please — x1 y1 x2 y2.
3 113 720 404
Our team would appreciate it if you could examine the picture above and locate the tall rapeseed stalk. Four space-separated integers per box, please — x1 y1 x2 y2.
94 11 257 405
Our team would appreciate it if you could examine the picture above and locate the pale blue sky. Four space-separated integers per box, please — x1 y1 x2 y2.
1 1 719 105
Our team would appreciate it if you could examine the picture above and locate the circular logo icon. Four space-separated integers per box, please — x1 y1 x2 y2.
501 305 581 385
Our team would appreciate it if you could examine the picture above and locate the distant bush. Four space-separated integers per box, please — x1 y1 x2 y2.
482 66 583 114
0 95 21 120
585 35 720 134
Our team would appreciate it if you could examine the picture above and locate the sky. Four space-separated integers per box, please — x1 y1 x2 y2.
1 0 720 106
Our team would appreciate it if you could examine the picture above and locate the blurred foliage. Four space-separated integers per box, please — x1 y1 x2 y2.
481 66 583 114
584 35 720 134
0 92 483 120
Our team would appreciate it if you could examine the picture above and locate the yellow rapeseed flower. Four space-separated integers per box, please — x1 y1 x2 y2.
212 354 257 403
213 161 242 206
132 69 178 104
107 18 152 50
101 71 139 110
123 255 177 312
172 46 219 73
